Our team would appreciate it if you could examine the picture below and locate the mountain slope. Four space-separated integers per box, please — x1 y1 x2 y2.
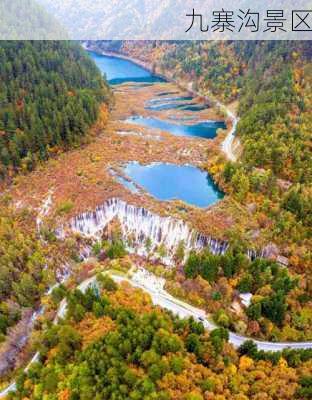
0 41 111 179
10 277 312 400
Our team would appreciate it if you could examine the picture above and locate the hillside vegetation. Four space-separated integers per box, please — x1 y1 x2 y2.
0 41 111 179
0 41 111 376
9 276 312 400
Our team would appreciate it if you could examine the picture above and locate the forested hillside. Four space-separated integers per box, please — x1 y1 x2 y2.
236 42 311 182
9 276 312 400
0 41 111 179
0 41 111 375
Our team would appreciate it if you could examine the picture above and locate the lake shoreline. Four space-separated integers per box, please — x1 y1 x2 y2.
82 42 239 160
82 43 168 82
120 161 224 209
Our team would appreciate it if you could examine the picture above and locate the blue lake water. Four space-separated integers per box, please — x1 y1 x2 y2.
157 91 179 96
145 101 207 112
88 51 164 85
115 175 139 193
148 96 194 104
89 50 225 136
180 104 207 111
145 101 199 111
126 116 226 139
123 162 224 208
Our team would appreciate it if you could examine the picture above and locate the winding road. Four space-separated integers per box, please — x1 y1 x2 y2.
217 101 239 162
1 270 312 397
111 273 312 351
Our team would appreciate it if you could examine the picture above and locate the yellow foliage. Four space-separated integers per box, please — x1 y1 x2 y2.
278 357 288 369
239 356 254 371
233 395 249 400
184 391 203 400
292 51 299 59
47 346 58 361
110 283 153 314
23 379 33 390
76 313 115 349
96 104 110 129
209 164 223 175
227 363 237 375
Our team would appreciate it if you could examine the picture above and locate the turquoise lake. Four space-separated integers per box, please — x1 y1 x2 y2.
126 116 226 139
122 162 224 208
145 101 207 112
88 51 164 85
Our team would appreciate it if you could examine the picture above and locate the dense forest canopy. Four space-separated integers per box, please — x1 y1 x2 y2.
9 276 312 400
0 40 111 367
0 41 111 178
0 206 46 340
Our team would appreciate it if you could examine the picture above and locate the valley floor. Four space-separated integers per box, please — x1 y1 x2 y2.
8 81 248 242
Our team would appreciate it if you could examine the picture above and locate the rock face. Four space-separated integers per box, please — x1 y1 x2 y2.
61 198 229 265
262 243 280 260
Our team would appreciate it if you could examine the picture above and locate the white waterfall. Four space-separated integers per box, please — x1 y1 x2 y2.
61 198 229 265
